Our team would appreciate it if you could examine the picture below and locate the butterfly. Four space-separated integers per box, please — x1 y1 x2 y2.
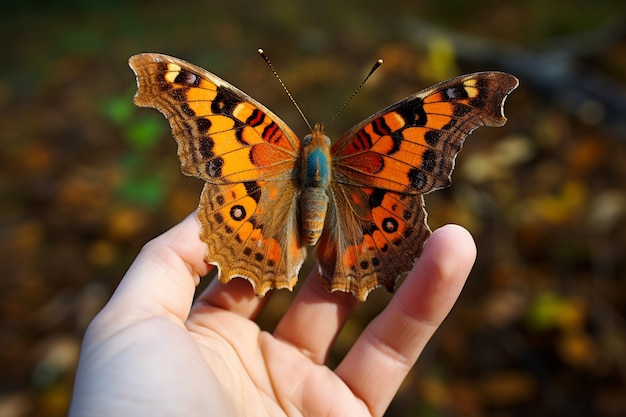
129 53 518 301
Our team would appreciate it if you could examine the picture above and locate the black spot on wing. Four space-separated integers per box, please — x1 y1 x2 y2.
453 104 472 117
420 149 437 172
174 69 201 86
381 217 399 233
196 117 211 133
396 97 427 127
156 62 171 91
441 84 469 100
384 132 402 155
424 130 441 147
235 126 249 145
198 136 214 158
206 157 224 178
243 181 261 204
170 88 186 102
211 86 240 115
408 168 427 190
181 103 195 117
368 188 386 209
229 205 246 221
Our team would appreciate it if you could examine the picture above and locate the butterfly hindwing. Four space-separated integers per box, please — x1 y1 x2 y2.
317 185 429 300
318 72 519 300
197 181 304 295
130 53 306 296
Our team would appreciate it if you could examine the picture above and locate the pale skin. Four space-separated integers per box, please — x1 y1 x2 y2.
69 213 476 417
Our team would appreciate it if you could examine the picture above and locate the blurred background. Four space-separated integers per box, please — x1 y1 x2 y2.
2 0 626 416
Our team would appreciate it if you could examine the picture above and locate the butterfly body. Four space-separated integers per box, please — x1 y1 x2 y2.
129 53 518 301
300 124 332 245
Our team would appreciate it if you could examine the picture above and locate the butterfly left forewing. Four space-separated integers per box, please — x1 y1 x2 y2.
319 72 518 300
129 53 301 182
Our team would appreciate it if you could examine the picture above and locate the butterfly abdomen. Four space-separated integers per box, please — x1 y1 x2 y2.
300 187 328 245
300 124 332 245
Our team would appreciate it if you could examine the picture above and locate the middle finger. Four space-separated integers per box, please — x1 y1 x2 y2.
273 267 358 364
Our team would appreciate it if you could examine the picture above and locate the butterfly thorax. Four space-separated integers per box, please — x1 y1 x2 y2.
299 123 331 246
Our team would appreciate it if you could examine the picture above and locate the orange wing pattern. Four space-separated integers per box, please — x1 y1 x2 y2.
130 52 518 301
318 73 519 300
130 53 306 296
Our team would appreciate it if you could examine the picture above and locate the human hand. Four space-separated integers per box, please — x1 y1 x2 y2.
69 213 475 417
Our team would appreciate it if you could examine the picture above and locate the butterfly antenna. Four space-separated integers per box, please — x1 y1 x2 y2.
258 48 313 132
330 58 383 124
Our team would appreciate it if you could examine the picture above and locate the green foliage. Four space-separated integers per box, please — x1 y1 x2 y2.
125 118 164 151
103 88 169 208
526 292 581 331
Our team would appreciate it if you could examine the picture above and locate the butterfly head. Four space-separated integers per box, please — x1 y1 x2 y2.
302 123 331 148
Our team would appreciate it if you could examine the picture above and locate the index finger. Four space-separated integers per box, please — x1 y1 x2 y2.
103 213 211 324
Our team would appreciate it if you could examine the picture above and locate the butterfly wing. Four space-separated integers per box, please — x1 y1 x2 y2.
130 53 306 296
320 72 519 300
